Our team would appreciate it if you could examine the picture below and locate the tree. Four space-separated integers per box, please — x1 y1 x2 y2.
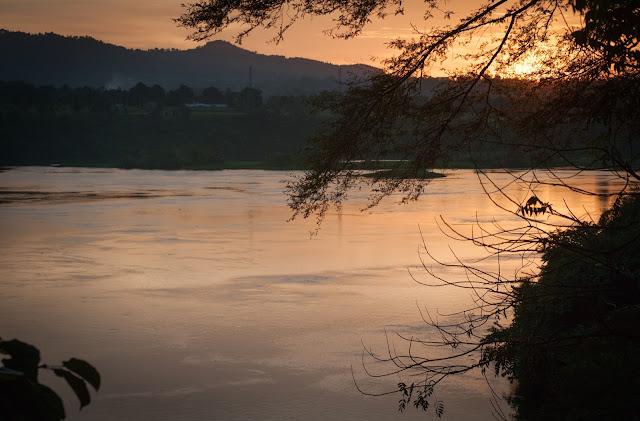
482 194 640 419
127 82 150 108
166 84 195 106
200 86 225 104
148 84 167 105
0 338 101 420
177 0 640 418
238 87 263 111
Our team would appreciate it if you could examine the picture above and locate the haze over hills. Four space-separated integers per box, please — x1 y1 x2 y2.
0 29 380 96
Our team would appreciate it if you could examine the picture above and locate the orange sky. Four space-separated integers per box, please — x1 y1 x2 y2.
0 1 479 68
1 1 579 76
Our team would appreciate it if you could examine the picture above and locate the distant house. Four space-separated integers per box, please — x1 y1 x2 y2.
185 102 228 108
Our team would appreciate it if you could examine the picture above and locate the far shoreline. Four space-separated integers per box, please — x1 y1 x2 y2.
4 162 627 178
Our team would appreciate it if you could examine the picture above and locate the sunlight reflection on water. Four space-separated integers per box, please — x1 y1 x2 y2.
0 167 631 420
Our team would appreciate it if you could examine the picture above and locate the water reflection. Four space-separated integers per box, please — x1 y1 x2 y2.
0 167 633 421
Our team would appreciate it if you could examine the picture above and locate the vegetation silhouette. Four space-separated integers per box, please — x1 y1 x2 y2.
483 194 640 419
0 81 315 170
0 80 554 170
0 338 100 420
178 0 639 419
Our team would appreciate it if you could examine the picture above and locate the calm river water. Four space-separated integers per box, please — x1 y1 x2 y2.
0 167 626 420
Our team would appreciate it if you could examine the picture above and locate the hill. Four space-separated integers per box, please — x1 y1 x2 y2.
0 29 379 96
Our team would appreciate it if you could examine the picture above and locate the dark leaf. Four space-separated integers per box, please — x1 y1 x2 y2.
63 358 101 390
0 339 41 381
34 383 67 421
54 368 91 409
0 375 66 421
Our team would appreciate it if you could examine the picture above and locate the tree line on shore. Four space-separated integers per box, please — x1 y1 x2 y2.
0 80 316 169
0 80 272 112
1 80 603 171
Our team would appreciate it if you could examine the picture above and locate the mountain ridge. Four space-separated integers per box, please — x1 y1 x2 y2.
0 29 379 96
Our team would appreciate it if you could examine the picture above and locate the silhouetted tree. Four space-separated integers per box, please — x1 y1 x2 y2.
127 82 150 107
200 86 224 103
177 0 640 418
166 84 194 105
238 87 262 111
148 84 166 104
0 338 100 421
222 88 239 107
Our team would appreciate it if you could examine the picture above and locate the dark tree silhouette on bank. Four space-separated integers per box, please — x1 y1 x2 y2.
177 0 640 419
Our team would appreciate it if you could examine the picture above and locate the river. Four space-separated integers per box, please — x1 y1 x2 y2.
0 167 626 420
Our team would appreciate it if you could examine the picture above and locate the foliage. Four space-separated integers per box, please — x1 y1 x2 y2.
0 81 317 170
482 194 640 419
175 0 406 42
571 0 640 72
0 338 100 421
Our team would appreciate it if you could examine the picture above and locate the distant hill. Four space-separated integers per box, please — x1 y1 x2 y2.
0 29 385 96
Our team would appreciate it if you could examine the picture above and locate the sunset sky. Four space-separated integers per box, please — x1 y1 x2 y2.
1 0 479 68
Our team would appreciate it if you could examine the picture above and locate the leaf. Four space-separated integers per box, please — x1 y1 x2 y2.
53 368 91 409
398 399 406 412
572 29 587 45
0 339 41 381
34 383 67 421
63 358 101 390
526 196 540 206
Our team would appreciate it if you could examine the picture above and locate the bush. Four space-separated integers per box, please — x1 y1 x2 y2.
483 195 640 420
0 338 100 421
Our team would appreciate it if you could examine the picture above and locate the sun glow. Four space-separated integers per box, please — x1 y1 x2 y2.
501 54 544 79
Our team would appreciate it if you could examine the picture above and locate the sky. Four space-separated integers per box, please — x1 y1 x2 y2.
1 0 580 77
0 0 477 68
